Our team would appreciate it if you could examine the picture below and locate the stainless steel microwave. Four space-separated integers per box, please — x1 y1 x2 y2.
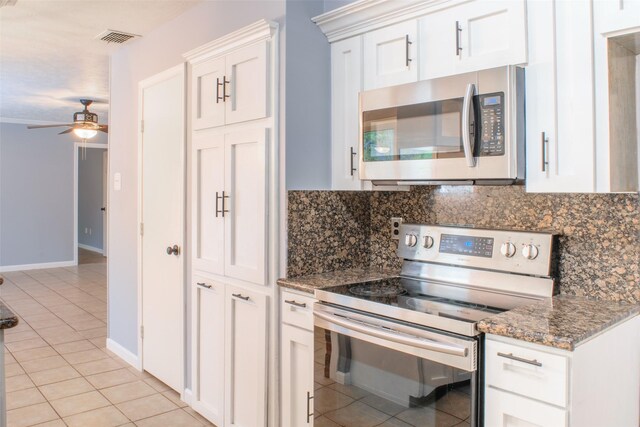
359 66 524 185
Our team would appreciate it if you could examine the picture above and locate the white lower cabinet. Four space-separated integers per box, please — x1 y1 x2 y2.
225 285 268 427
486 387 567 427
484 316 640 427
281 324 314 427
191 276 225 427
280 290 317 427
191 278 268 427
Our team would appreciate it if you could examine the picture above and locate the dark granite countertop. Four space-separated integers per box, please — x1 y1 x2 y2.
0 300 18 330
277 268 399 294
477 295 640 351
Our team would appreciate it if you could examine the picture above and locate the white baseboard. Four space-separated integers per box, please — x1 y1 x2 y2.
0 260 76 273
78 243 104 254
182 388 193 405
106 338 142 371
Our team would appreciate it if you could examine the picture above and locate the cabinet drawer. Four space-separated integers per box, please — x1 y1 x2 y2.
280 290 316 331
485 387 568 427
485 339 568 407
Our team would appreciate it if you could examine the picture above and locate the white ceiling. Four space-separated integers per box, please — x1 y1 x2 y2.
0 0 201 124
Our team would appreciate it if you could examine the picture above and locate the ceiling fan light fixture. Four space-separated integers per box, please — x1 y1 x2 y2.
73 128 98 139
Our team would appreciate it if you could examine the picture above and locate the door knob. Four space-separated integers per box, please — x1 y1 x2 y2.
166 245 180 256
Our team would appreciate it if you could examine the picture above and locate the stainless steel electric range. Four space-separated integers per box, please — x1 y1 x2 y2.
313 224 556 427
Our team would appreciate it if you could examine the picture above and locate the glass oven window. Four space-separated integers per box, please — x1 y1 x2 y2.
362 97 466 162
314 327 477 426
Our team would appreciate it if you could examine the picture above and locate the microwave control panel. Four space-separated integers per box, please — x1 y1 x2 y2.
478 92 505 157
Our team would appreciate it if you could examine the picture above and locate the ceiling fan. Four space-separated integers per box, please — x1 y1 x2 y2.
27 99 108 139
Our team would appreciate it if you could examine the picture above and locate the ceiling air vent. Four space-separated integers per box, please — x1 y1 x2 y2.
96 29 140 44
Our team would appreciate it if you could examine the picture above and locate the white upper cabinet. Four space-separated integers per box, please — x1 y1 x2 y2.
224 42 269 125
192 133 225 276
420 0 527 80
525 0 596 193
331 37 368 190
363 20 418 89
192 58 226 130
223 128 267 285
186 21 276 131
593 0 640 34
191 128 268 285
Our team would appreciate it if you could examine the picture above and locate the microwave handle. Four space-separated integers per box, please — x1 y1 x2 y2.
462 83 476 167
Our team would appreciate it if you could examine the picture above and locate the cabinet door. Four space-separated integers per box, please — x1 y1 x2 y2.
331 37 366 190
192 132 225 275
281 324 314 427
225 286 268 427
192 57 226 130
525 0 595 193
225 41 269 125
223 128 267 285
191 277 225 426
363 20 418 89
485 387 568 427
593 0 640 34
456 0 527 73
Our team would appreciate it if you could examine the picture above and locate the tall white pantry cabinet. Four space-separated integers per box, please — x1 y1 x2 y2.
184 20 279 427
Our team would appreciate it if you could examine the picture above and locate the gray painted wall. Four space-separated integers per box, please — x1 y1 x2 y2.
78 147 105 251
109 0 286 358
0 123 107 267
285 0 332 190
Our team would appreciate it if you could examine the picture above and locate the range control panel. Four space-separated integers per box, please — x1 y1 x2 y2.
397 224 555 277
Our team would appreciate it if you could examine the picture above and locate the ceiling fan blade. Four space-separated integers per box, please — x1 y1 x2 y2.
58 128 74 135
27 124 73 129
98 125 108 133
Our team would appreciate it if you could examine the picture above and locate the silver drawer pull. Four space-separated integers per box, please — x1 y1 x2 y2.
232 293 250 301
197 282 212 289
497 352 543 367
285 300 307 308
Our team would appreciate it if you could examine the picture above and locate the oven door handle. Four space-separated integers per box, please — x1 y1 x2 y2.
314 311 468 357
462 83 476 167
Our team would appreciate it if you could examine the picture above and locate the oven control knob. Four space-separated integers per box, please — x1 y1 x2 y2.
404 234 418 247
522 244 539 260
500 242 516 258
423 235 434 249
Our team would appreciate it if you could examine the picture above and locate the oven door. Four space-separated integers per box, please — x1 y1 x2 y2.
314 303 481 426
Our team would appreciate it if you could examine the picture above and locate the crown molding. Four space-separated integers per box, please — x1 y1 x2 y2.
183 19 278 64
313 0 470 43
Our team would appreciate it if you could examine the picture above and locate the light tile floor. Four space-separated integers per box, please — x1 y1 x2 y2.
313 329 471 427
1 263 214 427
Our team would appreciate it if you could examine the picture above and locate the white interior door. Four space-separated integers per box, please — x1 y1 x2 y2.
102 150 108 256
140 65 185 392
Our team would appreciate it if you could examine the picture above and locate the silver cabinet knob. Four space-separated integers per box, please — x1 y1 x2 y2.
423 235 434 249
522 244 539 260
404 234 418 247
500 242 516 258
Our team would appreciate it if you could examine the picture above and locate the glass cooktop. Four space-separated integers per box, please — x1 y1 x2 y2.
321 277 506 324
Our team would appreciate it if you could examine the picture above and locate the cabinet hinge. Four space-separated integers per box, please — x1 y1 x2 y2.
140 223 144 237
140 325 144 339
140 120 144 133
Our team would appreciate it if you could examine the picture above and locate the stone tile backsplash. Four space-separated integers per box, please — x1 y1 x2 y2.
288 186 640 303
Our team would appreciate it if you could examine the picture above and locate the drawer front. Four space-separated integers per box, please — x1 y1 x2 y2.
485 387 568 427
485 338 568 407
280 290 316 331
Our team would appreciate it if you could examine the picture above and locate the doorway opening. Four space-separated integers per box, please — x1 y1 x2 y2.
74 143 108 265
